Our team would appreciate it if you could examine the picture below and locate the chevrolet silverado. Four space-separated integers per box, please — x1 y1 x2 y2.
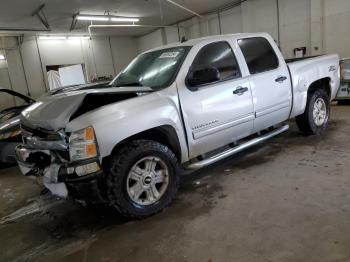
15 33 340 219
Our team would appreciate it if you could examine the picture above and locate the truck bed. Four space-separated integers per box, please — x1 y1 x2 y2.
286 54 340 118
285 55 321 64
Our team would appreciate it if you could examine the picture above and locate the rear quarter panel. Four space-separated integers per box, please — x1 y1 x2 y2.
288 54 340 118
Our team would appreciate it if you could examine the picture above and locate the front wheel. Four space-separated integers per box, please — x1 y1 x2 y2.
296 89 330 135
106 140 180 219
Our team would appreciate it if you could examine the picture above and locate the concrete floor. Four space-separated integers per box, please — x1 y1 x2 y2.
1 105 350 262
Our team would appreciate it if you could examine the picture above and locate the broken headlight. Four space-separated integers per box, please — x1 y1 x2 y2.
69 126 98 161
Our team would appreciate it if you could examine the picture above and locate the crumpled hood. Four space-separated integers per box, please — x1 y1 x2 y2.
20 86 153 131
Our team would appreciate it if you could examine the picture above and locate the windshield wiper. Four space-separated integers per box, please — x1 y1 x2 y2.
114 82 144 87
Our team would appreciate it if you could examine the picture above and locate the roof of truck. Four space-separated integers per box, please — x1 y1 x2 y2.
144 32 271 53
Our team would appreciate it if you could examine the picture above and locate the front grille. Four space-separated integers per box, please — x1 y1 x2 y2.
21 125 64 141
56 150 70 161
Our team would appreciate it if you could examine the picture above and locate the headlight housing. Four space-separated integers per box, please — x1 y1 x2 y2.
69 126 98 161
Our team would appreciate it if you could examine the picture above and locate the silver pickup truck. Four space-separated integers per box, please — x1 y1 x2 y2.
16 33 340 219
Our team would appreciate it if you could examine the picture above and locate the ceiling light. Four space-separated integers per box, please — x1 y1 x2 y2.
110 17 139 22
68 36 90 40
76 15 139 22
0 55 5 60
39 36 67 40
76 15 109 21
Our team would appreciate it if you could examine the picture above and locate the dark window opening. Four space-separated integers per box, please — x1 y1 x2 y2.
191 41 241 82
238 37 279 74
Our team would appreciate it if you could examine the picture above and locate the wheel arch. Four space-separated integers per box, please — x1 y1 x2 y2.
307 77 331 99
102 125 183 168
295 78 331 136
291 77 332 118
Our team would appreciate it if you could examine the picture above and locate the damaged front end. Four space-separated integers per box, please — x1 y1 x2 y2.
14 85 153 203
15 125 106 203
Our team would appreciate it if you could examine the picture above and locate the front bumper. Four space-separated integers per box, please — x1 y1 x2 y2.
15 145 107 203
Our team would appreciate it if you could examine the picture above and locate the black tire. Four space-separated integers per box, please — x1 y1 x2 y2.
296 89 330 136
106 139 180 219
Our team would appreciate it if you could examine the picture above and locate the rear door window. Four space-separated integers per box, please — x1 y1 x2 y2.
238 37 279 74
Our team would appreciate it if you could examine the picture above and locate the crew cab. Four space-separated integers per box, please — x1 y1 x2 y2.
15 33 340 219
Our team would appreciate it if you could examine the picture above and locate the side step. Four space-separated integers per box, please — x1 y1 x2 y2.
185 124 289 170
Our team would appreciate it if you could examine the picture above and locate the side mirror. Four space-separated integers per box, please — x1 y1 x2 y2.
187 67 220 89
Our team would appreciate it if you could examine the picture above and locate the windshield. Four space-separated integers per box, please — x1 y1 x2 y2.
111 46 190 89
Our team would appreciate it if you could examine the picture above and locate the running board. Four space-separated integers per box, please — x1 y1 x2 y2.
185 124 289 170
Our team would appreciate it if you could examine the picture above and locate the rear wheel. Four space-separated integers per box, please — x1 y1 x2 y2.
296 89 330 135
106 140 180 219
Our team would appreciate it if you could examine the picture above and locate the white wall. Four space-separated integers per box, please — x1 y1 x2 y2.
137 0 350 60
0 36 31 105
137 29 165 53
2 0 350 107
242 0 278 41
110 37 138 73
90 37 115 77
0 66 13 110
323 0 350 58
20 37 47 98
36 36 138 82
137 0 279 53
0 49 11 108
220 6 242 34
164 27 179 44
0 35 139 106
279 0 311 58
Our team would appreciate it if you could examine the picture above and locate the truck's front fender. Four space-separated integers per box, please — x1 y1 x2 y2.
66 85 189 163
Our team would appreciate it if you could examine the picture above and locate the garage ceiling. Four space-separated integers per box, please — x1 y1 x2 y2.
0 0 238 36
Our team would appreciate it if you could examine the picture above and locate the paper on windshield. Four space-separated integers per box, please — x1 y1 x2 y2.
159 52 180 58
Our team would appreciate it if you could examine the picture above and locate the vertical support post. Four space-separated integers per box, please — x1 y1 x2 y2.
79 38 90 83
17 36 31 97
217 10 222 35
35 37 48 91
276 0 281 47
321 0 325 54
89 37 98 79
108 36 117 75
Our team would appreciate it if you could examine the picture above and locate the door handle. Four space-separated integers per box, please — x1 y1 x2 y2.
275 76 288 83
233 86 249 96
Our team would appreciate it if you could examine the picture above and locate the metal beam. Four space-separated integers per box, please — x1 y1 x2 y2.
17 36 31 97
88 24 185 39
166 0 202 17
70 13 78 31
0 27 50 32
35 37 49 91
31 4 50 30
137 0 247 38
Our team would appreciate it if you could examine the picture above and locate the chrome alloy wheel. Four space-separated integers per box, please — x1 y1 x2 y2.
313 98 327 126
126 156 169 206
